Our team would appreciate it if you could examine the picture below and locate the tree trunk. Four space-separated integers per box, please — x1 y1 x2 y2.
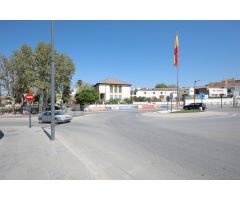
11 97 16 114
39 90 43 112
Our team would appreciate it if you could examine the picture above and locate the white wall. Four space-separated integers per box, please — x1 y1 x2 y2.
122 86 131 99
135 90 177 98
185 97 235 105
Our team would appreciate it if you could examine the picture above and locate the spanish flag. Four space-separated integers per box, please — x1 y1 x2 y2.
174 33 179 67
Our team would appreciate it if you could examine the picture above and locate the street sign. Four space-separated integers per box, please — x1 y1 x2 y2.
199 92 205 100
25 93 34 101
220 93 224 97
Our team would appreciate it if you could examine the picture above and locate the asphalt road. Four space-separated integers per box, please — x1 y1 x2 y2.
1 108 240 179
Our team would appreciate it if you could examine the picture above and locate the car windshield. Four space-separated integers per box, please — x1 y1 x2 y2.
55 111 65 115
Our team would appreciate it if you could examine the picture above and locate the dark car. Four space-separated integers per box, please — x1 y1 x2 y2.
183 103 206 110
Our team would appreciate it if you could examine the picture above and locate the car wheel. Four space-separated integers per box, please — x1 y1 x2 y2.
39 118 43 124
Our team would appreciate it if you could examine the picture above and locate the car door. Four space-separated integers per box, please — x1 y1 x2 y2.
41 112 48 122
46 112 51 122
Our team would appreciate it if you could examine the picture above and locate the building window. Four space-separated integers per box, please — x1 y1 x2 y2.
110 85 113 93
119 86 122 93
110 95 113 99
144 92 146 94
153 92 155 94
114 95 118 99
114 86 117 93
119 95 122 100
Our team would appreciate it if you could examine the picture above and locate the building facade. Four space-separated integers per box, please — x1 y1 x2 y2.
94 78 131 101
132 88 178 100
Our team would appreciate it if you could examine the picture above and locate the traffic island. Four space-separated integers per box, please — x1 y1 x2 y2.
170 109 206 114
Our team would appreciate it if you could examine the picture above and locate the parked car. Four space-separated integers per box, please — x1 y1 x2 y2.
38 111 72 124
183 103 206 110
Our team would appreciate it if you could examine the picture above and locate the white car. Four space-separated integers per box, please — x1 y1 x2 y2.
38 111 72 124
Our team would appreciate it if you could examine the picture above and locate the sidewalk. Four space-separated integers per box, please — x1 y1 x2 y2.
0 125 93 180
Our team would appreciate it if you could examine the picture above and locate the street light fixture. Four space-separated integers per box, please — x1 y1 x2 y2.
194 80 200 104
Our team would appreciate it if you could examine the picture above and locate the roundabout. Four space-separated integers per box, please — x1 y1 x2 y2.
140 109 239 119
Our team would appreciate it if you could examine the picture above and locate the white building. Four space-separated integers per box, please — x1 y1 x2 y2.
94 78 131 101
133 88 178 100
208 87 227 98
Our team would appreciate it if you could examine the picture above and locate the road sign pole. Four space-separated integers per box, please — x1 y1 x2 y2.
221 96 223 108
29 102 31 128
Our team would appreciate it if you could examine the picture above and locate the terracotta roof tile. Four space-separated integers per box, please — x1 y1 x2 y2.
95 78 131 86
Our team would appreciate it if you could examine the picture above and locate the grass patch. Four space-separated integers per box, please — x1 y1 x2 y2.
171 109 205 113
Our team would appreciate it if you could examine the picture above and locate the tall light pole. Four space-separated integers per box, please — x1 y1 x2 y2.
194 80 200 104
51 20 55 140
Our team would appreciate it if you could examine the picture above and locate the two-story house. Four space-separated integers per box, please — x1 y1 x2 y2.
94 78 131 102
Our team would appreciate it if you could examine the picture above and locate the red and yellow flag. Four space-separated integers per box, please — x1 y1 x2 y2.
174 33 179 67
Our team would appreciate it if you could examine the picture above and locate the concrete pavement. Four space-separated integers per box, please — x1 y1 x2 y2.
0 125 93 179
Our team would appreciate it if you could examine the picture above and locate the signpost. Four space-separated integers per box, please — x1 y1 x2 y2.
166 96 170 111
24 93 34 128
170 93 173 112
220 93 224 108
199 91 205 103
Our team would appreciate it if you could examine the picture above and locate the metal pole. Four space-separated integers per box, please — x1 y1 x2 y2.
194 81 195 104
29 103 31 128
0 82 1 106
177 66 179 110
221 96 223 108
194 80 200 104
51 20 55 140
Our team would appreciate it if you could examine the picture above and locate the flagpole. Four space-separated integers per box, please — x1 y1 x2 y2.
174 31 179 111
177 65 179 111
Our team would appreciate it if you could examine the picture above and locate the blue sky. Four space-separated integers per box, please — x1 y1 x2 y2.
0 20 240 88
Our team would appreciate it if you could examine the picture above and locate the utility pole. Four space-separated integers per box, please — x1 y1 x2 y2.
194 80 200 104
51 20 55 140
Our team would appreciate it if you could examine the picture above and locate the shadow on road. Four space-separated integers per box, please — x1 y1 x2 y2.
0 130 4 140
41 126 52 140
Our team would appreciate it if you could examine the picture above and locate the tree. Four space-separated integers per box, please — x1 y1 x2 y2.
75 89 99 105
155 83 168 88
1 43 75 113
11 45 35 103
34 43 75 111
0 55 19 113
55 53 75 105
155 83 177 88
76 80 94 92
34 42 53 110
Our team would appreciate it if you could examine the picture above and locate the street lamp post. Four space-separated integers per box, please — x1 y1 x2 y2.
194 80 200 104
51 20 55 140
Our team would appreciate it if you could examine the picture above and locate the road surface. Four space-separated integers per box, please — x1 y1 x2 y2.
1 108 240 179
